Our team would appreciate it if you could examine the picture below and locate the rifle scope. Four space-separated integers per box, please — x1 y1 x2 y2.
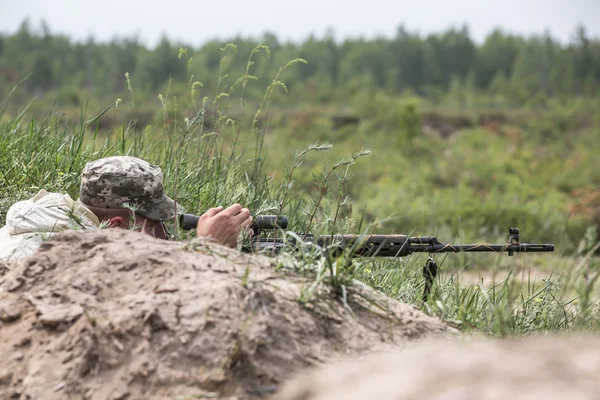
179 213 288 233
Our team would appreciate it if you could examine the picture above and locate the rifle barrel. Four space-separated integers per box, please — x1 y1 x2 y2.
316 234 554 257
409 242 555 254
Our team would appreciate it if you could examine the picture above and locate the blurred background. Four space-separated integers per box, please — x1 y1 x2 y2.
1 0 599 250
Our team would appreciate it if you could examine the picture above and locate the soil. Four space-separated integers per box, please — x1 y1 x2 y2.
274 334 600 400
0 229 451 400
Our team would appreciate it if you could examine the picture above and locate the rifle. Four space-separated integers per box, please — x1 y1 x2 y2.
179 214 555 300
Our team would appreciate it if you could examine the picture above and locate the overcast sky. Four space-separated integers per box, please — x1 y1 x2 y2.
1 0 599 47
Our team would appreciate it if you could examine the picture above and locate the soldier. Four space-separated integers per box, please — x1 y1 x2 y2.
0 156 253 261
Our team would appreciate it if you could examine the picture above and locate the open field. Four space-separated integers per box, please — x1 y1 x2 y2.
2 79 600 336
2 23 600 397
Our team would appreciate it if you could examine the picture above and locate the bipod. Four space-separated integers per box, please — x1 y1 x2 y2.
422 256 438 302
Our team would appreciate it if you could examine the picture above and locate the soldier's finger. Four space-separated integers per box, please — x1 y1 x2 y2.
203 206 224 218
240 213 253 227
233 208 251 223
222 203 243 216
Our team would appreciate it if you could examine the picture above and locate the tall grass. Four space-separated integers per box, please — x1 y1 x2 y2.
1 43 599 336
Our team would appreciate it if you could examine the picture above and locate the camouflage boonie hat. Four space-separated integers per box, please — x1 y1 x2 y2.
79 156 184 221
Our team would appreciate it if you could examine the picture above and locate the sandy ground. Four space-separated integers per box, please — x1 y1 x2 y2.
274 333 600 400
0 229 451 400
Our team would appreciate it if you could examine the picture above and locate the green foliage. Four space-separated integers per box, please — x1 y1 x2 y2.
396 95 421 145
2 39 600 338
1 20 599 106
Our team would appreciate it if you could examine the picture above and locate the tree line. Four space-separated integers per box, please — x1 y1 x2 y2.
1 19 599 107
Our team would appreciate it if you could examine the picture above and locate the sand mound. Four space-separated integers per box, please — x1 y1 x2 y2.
0 229 450 400
275 334 600 400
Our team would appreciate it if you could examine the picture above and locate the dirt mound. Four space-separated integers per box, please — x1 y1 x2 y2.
275 334 600 400
0 229 451 400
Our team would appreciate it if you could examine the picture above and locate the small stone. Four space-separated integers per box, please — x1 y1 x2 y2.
24 264 44 278
0 300 22 322
14 337 31 348
110 389 130 400
108 382 130 400
71 278 99 295
5 277 24 292
10 352 24 361
0 369 13 385
37 303 84 327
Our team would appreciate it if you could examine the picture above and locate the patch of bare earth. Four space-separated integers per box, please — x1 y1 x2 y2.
275 334 600 400
0 229 451 400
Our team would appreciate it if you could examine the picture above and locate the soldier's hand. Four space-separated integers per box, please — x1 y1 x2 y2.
196 204 253 248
